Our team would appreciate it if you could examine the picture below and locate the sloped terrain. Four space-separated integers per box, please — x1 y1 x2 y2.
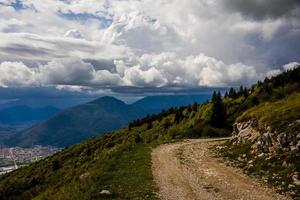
5 96 144 147
218 93 300 197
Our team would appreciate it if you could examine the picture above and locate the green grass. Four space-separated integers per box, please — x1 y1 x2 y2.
0 133 158 200
237 93 300 132
94 144 157 199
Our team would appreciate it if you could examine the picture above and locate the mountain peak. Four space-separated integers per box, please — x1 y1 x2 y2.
90 96 125 105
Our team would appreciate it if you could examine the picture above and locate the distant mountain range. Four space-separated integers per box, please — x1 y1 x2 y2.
133 95 210 114
0 105 60 124
5 94 210 147
0 105 60 145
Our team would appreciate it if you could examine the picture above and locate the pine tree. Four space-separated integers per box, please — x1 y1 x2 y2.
228 88 237 99
210 91 226 128
192 102 198 111
224 91 228 98
128 123 132 131
174 110 183 124
147 121 153 129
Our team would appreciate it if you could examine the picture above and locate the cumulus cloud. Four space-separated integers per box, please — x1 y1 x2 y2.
0 61 37 87
123 65 167 87
117 53 260 87
0 58 121 88
0 55 262 89
92 70 122 86
38 58 95 85
102 12 181 53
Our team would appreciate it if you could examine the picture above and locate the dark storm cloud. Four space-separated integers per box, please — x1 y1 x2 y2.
222 0 300 20
83 59 116 71
108 86 226 96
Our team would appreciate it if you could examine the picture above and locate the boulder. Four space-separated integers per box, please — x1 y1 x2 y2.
292 172 300 186
100 190 112 195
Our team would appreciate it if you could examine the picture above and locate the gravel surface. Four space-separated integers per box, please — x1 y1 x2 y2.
152 139 291 200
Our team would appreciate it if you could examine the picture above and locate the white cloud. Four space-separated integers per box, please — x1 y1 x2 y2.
0 58 122 87
38 58 95 85
266 69 282 78
116 53 261 87
64 29 83 39
0 0 15 5
92 70 122 86
0 56 297 91
123 65 167 87
102 12 180 53
0 61 37 87
56 85 90 92
266 62 300 78
283 62 300 71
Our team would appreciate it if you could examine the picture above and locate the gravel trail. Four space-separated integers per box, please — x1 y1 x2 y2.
152 139 291 200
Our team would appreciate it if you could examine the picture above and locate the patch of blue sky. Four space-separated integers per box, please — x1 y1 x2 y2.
0 0 37 11
59 11 113 28
0 0 24 10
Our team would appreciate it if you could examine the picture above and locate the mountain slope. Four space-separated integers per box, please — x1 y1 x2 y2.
5 95 210 147
0 105 60 145
0 66 299 199
6 96 143 147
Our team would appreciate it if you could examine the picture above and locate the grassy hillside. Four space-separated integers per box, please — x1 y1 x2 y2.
237 92 300 132
219 92 300 197
0 100 219 199
217 67 300 198
0 66 299 199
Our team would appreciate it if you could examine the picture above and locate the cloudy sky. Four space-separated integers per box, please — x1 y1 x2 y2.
0 0 299 104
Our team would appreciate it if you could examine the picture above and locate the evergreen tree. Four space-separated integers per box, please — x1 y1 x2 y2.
192 102 198 111
210 91 226 128
224 91 228 98
228 88 237 99
147 121 153 129
174 110 183 124
239 85 244 97
211 91 217 102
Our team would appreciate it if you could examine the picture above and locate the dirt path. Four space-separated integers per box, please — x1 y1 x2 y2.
152 139 291 200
